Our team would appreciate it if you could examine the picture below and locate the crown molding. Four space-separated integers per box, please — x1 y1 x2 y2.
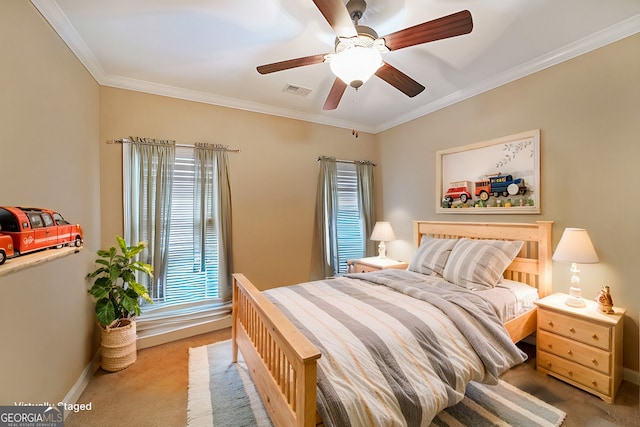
31 1 639 134
373 13 640 133
31 0 107 81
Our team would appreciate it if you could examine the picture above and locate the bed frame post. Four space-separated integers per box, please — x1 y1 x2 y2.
536 220 553 297
232 274 321 427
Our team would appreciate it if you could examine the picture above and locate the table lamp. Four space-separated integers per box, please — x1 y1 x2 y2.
370 221 395 259
552 227 599 307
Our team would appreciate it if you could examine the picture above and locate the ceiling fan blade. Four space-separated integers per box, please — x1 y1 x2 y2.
313 0 358 38
382 10 473 51
257 54 328 74
375 63 425 98
323 78 348 110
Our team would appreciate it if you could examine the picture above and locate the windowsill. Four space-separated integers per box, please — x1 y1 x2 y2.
0 246 82 278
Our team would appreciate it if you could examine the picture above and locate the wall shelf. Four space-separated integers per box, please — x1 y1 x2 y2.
0 246 82 278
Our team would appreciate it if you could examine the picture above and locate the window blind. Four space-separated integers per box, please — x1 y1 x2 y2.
336 162 364 273
149 146 220 309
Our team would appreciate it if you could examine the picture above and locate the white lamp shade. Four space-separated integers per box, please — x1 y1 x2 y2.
329 47 382 87
370 221 395 242
552 228 599 264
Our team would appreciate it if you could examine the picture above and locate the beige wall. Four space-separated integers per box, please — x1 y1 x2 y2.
0 2 101 404
2 2 638 406
99 88 378 290
377 34 640 372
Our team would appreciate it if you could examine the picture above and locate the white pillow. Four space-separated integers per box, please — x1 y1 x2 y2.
408 235 458 276
443 238 523 290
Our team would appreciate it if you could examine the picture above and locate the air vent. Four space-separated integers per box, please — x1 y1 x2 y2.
282 84 312 97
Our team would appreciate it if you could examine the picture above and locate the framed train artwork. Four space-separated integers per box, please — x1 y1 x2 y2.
436 129 540 214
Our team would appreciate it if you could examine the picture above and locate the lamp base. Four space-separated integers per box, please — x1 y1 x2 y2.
565 296 586 308
565 286 586 308
377 241 387 259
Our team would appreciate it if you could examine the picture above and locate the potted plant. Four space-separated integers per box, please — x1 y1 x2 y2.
87 236 153 371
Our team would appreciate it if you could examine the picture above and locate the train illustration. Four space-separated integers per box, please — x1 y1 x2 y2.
443 174 528 205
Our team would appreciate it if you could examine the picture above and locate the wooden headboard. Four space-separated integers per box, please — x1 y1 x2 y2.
413 220 553 297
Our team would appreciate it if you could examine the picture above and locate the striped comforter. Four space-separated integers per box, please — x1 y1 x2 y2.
264 269 527 427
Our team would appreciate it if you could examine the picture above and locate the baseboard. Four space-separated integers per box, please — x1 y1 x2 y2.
136 316 232 349
61 348 101 418
624 367 640 386
61 316 232 415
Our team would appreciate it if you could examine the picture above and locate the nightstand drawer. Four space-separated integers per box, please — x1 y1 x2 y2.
538 351 611 396
351 263 379 273
538 310 611 351
537 330 611 375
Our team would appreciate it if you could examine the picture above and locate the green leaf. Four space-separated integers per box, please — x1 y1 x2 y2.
116 235 127 250
120 292 138 314
131 262 153 277
127 242 146 257
95 299 116 327
86 266 108 278
129 281 153 303
88 283 110 299
96 247 115 258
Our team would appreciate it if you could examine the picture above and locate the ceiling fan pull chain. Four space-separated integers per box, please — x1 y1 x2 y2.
352 87 359 138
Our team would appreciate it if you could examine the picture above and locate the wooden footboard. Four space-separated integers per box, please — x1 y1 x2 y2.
505 307 538 343
232 273 321 427
232 221 552 427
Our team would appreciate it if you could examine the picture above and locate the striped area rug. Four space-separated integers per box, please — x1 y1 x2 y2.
188 340 566 427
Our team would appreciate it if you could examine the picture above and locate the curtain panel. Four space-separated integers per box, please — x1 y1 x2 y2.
356 161 377 257
123 138 175 300
310 156 339 280
194 143 234 301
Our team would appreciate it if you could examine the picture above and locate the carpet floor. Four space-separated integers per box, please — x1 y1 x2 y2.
188 340 566 426
65 328 638 427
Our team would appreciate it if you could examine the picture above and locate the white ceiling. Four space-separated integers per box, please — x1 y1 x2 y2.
32 0 640 134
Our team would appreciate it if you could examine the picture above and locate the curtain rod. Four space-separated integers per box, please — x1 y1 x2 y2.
316 157 376 166
107 138 240 153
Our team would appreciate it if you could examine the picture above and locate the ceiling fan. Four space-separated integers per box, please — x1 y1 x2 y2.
257 0 473 110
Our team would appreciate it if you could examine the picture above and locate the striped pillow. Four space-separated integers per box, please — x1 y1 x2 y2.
443 238 523 290
408 236 459 276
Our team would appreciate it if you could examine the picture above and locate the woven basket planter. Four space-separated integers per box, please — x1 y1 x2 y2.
100 319 137 372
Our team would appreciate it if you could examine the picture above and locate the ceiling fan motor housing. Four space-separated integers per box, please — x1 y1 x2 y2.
334 25 378 52
346 0 368 22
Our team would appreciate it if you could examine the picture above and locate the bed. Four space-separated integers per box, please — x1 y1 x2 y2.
232 220 553 427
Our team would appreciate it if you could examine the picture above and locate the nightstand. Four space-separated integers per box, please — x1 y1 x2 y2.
347 257 408 273
534 293 626 403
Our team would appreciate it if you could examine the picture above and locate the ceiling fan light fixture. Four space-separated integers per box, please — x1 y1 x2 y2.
329 46 382 88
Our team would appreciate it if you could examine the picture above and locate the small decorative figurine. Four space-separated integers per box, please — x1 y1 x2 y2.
595 285 614 314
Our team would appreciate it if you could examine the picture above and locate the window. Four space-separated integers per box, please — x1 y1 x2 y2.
335 163 364 274
313 157 375 278
42 213 54 227
160 146 219 307
28 214 43 228
122 139 233 339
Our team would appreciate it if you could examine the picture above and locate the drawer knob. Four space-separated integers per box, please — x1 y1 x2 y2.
546 362 552 368
547 344 553 349
592 380 598 386
592 358 598 365
567 350 573 356
592 334 598 340
568 370 573 376
569 327 575 333
547 321 554 327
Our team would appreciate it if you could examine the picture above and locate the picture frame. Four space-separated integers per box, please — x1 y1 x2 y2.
436 129 540 214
